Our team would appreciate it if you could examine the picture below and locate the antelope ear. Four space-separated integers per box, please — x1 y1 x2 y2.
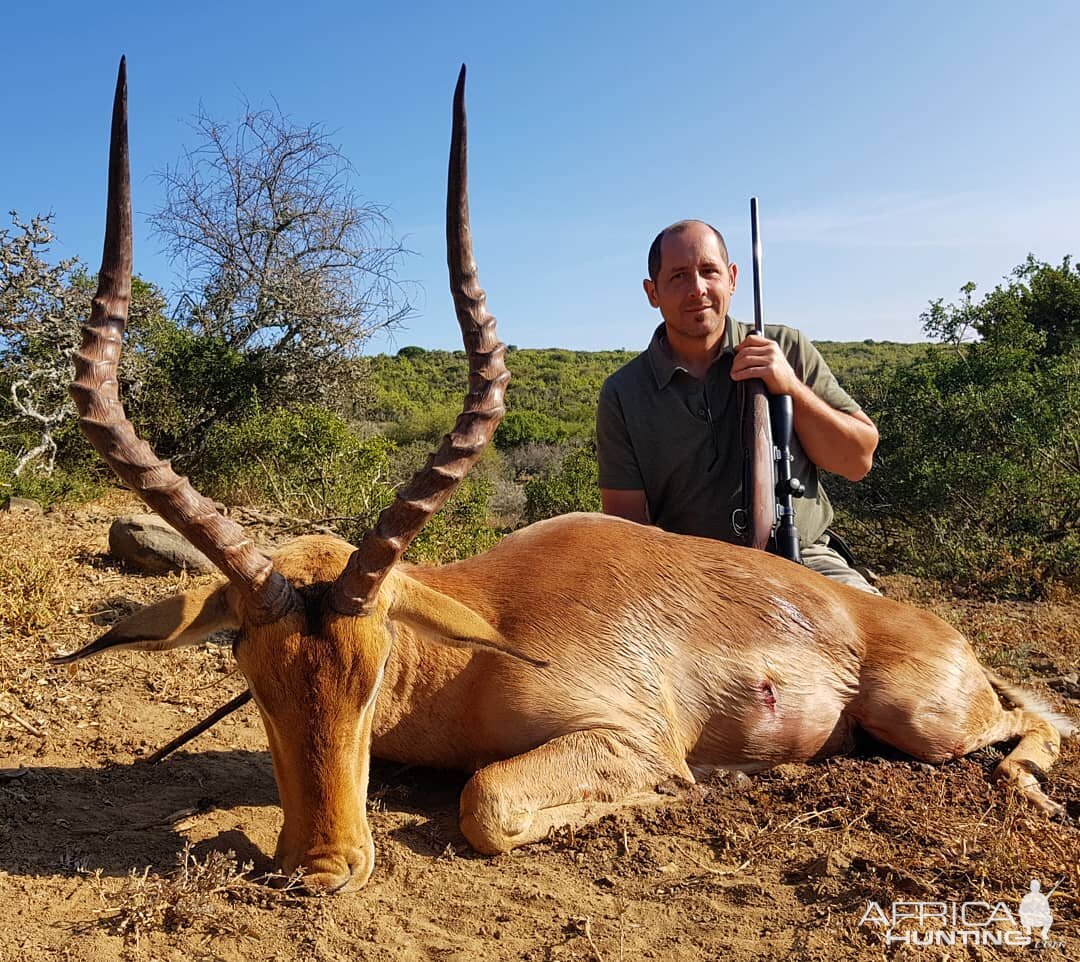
51 581 240 665
386 573 547 667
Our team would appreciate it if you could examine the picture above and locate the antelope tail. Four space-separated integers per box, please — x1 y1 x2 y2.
983 667 1078 738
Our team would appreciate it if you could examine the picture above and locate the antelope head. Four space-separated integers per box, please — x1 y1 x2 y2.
54 59 517 893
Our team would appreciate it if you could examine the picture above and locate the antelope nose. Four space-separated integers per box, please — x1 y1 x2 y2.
286 846 373 896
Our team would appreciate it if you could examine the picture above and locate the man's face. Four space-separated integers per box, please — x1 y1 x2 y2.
643 223 737 345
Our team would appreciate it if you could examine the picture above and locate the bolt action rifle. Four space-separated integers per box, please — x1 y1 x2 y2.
740 197 803 562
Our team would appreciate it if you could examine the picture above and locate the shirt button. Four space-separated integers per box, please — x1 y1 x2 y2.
698 407 707 417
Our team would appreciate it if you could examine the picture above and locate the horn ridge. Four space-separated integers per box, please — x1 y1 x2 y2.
72 58 296 625
330 65 508 616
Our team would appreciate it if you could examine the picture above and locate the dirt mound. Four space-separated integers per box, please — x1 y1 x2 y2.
1 495 1077 960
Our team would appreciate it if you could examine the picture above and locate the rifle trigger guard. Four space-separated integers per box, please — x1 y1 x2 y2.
732 508 748 537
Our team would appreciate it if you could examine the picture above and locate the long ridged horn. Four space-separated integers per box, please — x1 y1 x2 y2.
330 65 508 615
70 58 296 625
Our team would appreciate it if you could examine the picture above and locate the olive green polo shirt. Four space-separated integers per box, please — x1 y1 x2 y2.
596 318 863 548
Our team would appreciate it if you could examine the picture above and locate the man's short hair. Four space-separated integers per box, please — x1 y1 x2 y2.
647 220 729 282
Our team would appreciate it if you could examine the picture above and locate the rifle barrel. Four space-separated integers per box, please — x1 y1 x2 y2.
750 196 764 336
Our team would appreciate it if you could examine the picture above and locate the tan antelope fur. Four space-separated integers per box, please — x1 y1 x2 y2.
55 61 1075 895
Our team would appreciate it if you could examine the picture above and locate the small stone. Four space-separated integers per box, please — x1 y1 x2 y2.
729 771 753 791
108 514 216 574
2 497 43 515
806 850 851 878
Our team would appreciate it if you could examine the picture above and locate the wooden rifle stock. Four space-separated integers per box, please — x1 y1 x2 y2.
742 198 802 562
743 197 778 551
742 379 776 551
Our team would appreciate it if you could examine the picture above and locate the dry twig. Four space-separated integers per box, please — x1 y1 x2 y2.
0 698 44 737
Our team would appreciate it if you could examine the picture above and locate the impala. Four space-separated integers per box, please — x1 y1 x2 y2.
55 60 1074 895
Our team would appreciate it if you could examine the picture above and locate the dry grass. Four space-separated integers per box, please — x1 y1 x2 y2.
89 842 257 948
0 498 241 759
0 494 1077 960
0 514 85 671
81 843 314 953
0 550 72 639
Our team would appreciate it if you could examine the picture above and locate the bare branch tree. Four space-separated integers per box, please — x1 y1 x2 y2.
150 102 415 408
0 212 81 476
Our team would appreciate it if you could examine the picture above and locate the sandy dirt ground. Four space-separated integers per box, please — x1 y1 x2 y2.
1 495 1077 961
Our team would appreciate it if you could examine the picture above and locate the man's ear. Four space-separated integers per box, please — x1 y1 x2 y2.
643 277 660 308
51 581 240 665
385 572 546 667
728 261 738 293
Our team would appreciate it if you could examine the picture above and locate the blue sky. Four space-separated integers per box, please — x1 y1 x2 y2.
5 2 1078 352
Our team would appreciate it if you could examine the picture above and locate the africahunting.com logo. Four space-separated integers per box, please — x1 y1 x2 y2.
859 878 1065 949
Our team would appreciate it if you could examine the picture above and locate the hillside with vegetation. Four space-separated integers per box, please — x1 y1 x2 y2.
363 341 929 445
2 200 1076 596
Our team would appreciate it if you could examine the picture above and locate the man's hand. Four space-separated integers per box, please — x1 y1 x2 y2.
730 335 799 394
731 334 879 481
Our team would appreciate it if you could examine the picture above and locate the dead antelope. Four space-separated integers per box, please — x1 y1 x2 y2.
55 60 1074 895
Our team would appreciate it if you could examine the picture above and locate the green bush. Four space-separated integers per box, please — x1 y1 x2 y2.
494 410 570 448
0 449 105 508
197 406 397 528
405 477 502 564
524 446 601 524
831 261 1080 597
128 320 266 460
382 401 460 447
192 406 502 565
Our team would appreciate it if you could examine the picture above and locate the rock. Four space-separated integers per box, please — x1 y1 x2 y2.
1047 674 1080 700
703 769 753 793
655 776 691 796
108 514 216 574
806 850 851 878
728 771 753 792
2 497 43 515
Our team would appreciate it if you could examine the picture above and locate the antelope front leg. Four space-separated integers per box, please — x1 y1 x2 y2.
459 729 686 854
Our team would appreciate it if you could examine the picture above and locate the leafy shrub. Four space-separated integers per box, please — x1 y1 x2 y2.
360 440 507 562
524 446 601 523
405 477 502 564
194 406 502 564
831 260 1080 597
0 448 104 508
128 320 266 460
494 410 570 448
197 406 397 527
382 401 460 446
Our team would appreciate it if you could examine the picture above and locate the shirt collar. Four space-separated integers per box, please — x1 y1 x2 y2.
646 317 752 389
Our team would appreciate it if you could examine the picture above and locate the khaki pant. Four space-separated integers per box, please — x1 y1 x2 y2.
800 540 881 595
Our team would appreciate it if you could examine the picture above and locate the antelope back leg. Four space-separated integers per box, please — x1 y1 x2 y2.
984 707 1065 817
979 670 1074 817
459 729 686 854
851 631 1004 760
851 625 1070 816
